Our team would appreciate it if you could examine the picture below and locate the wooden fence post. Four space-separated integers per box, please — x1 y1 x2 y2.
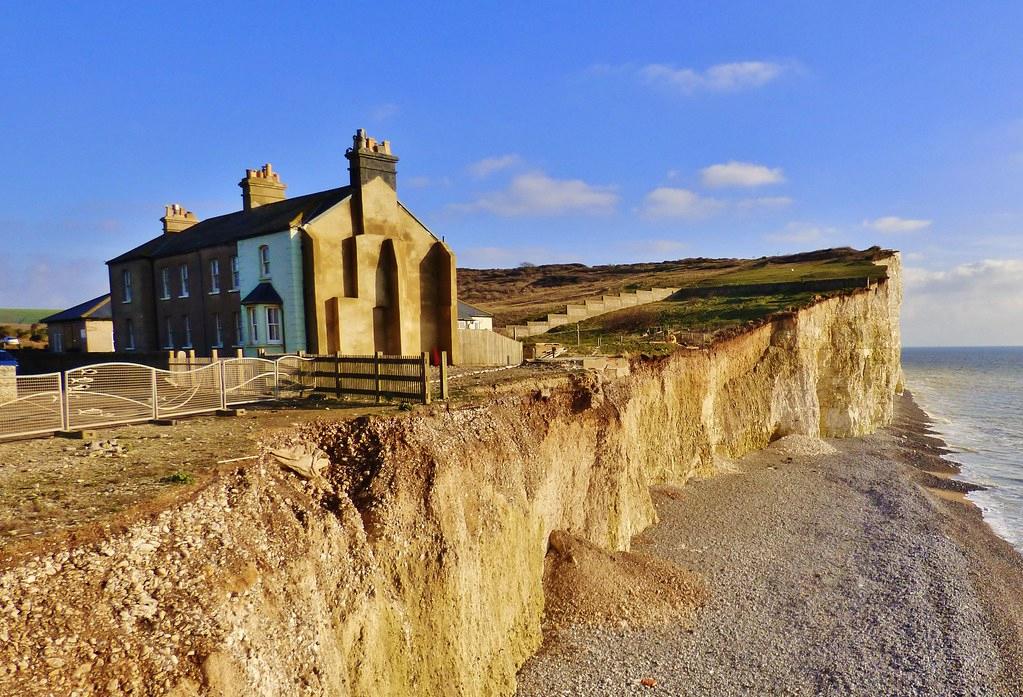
440 351 449 401
218 359 227 410
334 352 342 400
420 352 431 404
150 368 159 420
375 351 382 404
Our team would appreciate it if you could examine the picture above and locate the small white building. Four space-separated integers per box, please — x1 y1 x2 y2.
457 301 493 331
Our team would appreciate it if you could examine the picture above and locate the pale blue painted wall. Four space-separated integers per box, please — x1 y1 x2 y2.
237 229 306 355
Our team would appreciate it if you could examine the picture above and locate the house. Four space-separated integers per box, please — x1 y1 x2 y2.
106 130 458 363
41 294 114 353
457 301 494 331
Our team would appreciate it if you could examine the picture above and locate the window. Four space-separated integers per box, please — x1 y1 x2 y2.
266 307 282 344
259 245 271 277
160 268 171 300
122 270 133 303
209 259 220 294
182 316 192 348
213 313 223 347
164 317 174 349
178 264 189 298
233 312 242 347
51 330 63 352
248 307 259 344
230 256 240 291
125 319 136 350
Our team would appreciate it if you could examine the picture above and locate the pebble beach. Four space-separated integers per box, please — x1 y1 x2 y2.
516 393 1023 696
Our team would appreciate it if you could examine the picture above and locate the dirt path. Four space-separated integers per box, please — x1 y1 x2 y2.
516 394 1023 696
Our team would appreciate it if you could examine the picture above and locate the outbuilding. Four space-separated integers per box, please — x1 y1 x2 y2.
41 294 114 353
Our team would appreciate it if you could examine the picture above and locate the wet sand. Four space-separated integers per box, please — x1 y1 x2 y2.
516 393 1023 696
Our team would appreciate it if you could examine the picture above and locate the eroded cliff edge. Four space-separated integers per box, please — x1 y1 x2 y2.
0 255 903 697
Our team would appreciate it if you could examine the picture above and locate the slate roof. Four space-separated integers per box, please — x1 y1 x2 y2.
241 282 284 306
108 187 351 264
41 294 112 323
457 300 493 320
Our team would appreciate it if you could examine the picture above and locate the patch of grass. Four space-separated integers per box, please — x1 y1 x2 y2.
687 260 886 287
540 290 847 356
160 471 195 485
0 308 60 324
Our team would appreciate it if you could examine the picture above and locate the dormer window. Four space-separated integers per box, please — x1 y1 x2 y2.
259 245 271 277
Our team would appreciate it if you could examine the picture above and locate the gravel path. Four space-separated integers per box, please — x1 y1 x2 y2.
516 395 1023 696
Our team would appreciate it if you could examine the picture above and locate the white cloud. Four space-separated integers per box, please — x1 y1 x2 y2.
639 187 724 220
0 255 109 309
467 154 523 178
863 216 932 233
765 222 837 244
451 172 618 217
458 245 577 268
623 239 688 257
701 161 785 188
369 103 399 121
903 259 1023 346
738 196 793 209
640 61 786 93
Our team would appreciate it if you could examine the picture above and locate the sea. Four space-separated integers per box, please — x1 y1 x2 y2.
902 346 1023 551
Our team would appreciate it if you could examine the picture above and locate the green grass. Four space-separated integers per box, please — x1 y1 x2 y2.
688 259 886 287
0 308 59 324
535 290 846 356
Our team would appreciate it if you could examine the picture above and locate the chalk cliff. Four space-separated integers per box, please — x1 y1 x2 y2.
0 255 902 696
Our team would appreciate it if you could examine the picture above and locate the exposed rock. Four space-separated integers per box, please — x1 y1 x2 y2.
0 258 903 696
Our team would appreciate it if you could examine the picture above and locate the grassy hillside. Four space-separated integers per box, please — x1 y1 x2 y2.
0 308 59 324
458 246 891 327
534 290 847 356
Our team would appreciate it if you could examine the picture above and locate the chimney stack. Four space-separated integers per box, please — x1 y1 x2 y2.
239 163 287 210
345 129 399 235
161 204 199 234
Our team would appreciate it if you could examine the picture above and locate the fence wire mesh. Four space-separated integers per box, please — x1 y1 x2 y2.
223 358 277 405
0 372 63 438
0 353 438 440
65 363 156 430
156 363 223 418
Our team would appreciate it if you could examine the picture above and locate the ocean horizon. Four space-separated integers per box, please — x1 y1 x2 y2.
902 345 1023 551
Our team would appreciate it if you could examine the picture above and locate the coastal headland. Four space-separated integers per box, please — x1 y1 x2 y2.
3 249 1020 696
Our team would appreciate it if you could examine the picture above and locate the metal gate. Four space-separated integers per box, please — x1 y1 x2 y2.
65 362 155 430
222 358 276 406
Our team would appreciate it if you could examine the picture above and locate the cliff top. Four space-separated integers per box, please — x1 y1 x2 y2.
459 246 893 327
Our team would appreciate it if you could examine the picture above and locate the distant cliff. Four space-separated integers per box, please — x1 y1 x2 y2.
0 254 903 696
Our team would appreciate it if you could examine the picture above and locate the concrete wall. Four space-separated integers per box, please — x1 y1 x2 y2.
84 321 114 352
238 230 306 355
458 328 523 366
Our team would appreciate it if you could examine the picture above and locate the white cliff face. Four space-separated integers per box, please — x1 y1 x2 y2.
0 260 902 697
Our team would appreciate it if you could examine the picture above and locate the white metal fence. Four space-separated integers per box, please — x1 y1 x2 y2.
0 353 441 441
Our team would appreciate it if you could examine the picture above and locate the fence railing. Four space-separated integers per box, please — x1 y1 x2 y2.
0 352 443 441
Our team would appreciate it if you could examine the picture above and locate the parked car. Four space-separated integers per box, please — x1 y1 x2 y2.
1 337 19 347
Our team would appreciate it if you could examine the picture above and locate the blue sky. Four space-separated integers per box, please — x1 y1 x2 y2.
2 1 1022 344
